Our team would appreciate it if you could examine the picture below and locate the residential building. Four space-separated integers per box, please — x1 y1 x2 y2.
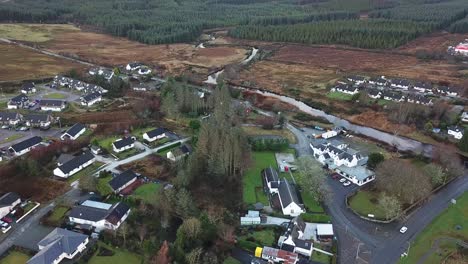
142 128 167 142
263 167 280 194
167 144 191 161
320 130 338 139
346 75 366 85
9 136 43 156
406 94 433 105
413 82 432 93
390 79 411 90
61 123 86 141
0 192 21 219
24 114 53 129
255 246 299 264
316 224 334 241
132 84 149 92
7 94 29 109
368 77 387 86
108 170 138 194
240 211 261 226
68 200 131 232
56 153 75 166
382 91 405 102
21 82 36 94
126 62 143 71
332 84 359 95
0 112 22 126
448 126 464 140
53 151 95 178
137 67 152 75
278 216 313 257
98 69 115 80
277 179 305 217
80 92 102 107
334 165 375 186
436 86 462 97
39 100 66 112
112 136 136 153
27 228 89 264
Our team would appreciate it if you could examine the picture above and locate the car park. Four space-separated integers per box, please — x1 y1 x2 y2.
343 181 351 186
339 178 346 183
400 226 408 234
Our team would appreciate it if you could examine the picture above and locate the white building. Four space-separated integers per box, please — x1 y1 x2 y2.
278 179 305 217
448 126 464 140
80 92 102 107
53 151 95 178
39 100 66 112
332 84 359 95
108 170 138 194
462 112 468 123
9 136 43 156
0 112 23 126
142 128 167 142
61 123 86 141
21 82 36 94
68 200 131 232
0 192 21 219
112 136 136 153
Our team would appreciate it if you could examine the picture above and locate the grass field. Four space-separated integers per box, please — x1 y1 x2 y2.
46 206 69 225
0 24 79 42
97 175 113 196
42 92 67 99
243 152 277 205
399 191 468 264
0 251 29 264
326 91 354 101
242 126 297 144
132 183 161 203
238 229 276 248
88 242 142 264
348 190 386 220
0 134 24 144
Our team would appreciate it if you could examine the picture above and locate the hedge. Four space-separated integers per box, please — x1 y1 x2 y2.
301 213 331 223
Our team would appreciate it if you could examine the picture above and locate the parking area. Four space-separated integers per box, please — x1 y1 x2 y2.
0 127 61 149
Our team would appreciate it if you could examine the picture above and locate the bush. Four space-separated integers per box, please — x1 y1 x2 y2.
249 138 289 151
237 240 258 252
301 213 331 223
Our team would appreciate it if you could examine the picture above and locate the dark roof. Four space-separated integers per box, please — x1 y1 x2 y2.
21 82 35 90
369 77 386 84
9 94 29 103
347 75 366 81
82 92 101 102
413 82 432 89
108 170 138 191
407 94 431 104
64 123 86 138
367 89 381 96
281 243 296 253
28 228 88 264
0 192 20 207
57 151 94 174
263 167 279 183
438 86 462 94
293 238 313 250
335 84 357 92
327 145 343 155
113 137 135 149
57 153 74 165
0 112 21 121
24 114 51 123
145 128 167 139
39 99 65 107
383 91 404 100
338 152 354 162
128 62 143 68
69 204 109 222
278 180 302 208
390 79 411 87
10 136 42 153
106 202 130 225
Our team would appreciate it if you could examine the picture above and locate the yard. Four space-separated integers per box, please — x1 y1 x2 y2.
44 206 69 226
132 183 161 203
237 228 277 252
243 151 277 205
348 190 386 220
0 250 29 264
42 92 67 99
312 244 332 264
400 191 468 264
326 91 354 101
88 242 143 264
97 175 113 196
66 162 104 184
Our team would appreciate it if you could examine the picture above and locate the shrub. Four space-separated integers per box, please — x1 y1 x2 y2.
301 213 331 223
237 240 258 252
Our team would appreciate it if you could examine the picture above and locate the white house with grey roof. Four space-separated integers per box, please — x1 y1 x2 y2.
263 167 280 194
24 114 53 129
278 216 313 257
0 112 22 126
112 136 136 153
61 123 86 141
53 151 95 178
278 179 305 217
332 84 359 95
0 192 21 219
80 92 102 107
448 126 464 140
9 136 43 156
39 100 66 112
7 94 29 109
27 228 88 264
143 128 167 142
68 200 130 232
108 170 138 193
21 82 36 94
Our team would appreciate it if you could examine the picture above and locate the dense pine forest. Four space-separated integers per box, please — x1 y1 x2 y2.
1 0 468 48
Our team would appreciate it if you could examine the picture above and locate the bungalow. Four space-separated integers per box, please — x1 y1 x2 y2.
316 224 334 241
263 167 280 194
53 151 95 178
7 94 29 109
39 100 66 112
167 144 192 162
448 126 464 140
368 77 387 87
346 75 366 85
21 82 36 94
390 79 411 90
382 91 405 102
137 67 152 75
334 165 375 186
0 192 21 219
55 76 70 87
126 62 144 71
97 69 114 80
27 228 89 264
108 170 138 194
9 136 43 156
406 94 433 105
81 92 102 107
367 89 382 99
413 82 432 93
112 136 136 153
68 200 131 232
24 114 53 129
61 123 86 141
436 86 462 97
277 179 305 217
333 84 359 95
142 128 167 142
255 246 299 264
0 112 22 126
278 216 313 257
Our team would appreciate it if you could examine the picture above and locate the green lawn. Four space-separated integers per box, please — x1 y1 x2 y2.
66 162 104 183
42 92 67 99
238 229 276 249
96 136 121 153
302 191 325 213
348 190 386 220
88 243 142 264
326 91 353 101
312 245 332 264
243 152 277 205
223 256 241 264
97 175 113 196
0 134 24 144
0 251 30 264
47 206 69 224
132 183 161 203
399 191 468 264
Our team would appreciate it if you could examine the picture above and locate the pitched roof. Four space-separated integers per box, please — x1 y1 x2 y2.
9 94 29 103
413 82 432 89
263 167 279 183
82 92 102 102
57 151 94 174
108 170 138 191
27 228 88 264
24 114 51 123
39 99 65 107
369 77 386 84
10 136 42 153
112 137 135 149
367 89 381 97
0 192 20 207
278 179 302 208
21 82 35 90
106 202 130 225
144 128 167 139
0 112 21 121
347 75 365 81
69 201 129 225
64 123 86 138
390 79 411 86
335 84 358 92
448 126 463 133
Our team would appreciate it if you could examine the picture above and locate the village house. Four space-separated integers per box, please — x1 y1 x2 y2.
7 94 29 109
255 246 299 264
39 100 67 112
56 153 75 166
382 91 405 102
367 89 382 99
390 79 411 90
80 92 102 107
24 114 53 129
278 216 313 257
263 167 280 194
412 82 432 93
53 151 95 178
27 228 89 264
436 86 462 97
332 84 359 95
0 192 21 219
167 144 192 161
0 112 22 126
68 200 131 232
21 82 36 94
406 94 433 105
61 123 86 141
112 136 136 153
126 62 144 71
277 179 305 217
9 136 43 156
368 77 387 87
142 128 167 142
448 126 464 140
137 67 152 75
132 84 150 92
108 170 138 194
334 165 375 186
346 75 366 85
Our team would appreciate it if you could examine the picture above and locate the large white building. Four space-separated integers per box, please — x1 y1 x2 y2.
53 151 95 178
69 200 130 232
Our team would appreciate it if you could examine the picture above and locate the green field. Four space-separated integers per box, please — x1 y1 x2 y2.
0 251 29 264
400 191 468 264
97 175 113 196
42 92 67 99
88 243 142 264
243 152 277 205
326 91 353 101
223 256 241 264
348 190 386 220
132 183 161 203
46 206 69 225
0 24 79 42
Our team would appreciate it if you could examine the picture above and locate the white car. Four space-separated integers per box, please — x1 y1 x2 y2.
343 181 351 186
0 221 8 228
400 226 408 234
339 178 346 183
1 125 9 129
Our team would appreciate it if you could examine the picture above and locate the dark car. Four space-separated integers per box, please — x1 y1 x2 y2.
1 217 12 224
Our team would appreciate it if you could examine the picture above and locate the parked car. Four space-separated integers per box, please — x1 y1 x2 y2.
343 181 351 186
1 217 12 224
0 221 8 228
1 125 9 129
399 226 408 234
339 178 346 183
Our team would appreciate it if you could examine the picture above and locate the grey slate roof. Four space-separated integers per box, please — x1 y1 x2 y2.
9 94 29 104
263 167 279 183
39 99 65 107
335 84 357 92
27 228 88 264
145 128 167 139
82 92 101 103
24 114 51 123
57 151 94 174
0 192 20 207
69 201 130 225
10 136 42 153
278 179 302 208
413 82 432 89
21 82 35 90
0 112 21 122
112 137 135 149
390 79 411 87
108 170 138 191
64 123 86 138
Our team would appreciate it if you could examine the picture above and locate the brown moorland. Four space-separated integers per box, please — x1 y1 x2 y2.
398 31 468 54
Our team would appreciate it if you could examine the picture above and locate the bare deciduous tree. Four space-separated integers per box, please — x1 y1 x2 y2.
297 156 331 202
378 193 402 220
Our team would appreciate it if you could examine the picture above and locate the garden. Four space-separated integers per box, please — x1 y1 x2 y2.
132 183 161 203
243 151 276 205
237 227 280 252
88 242 143 264
0 250 30 264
